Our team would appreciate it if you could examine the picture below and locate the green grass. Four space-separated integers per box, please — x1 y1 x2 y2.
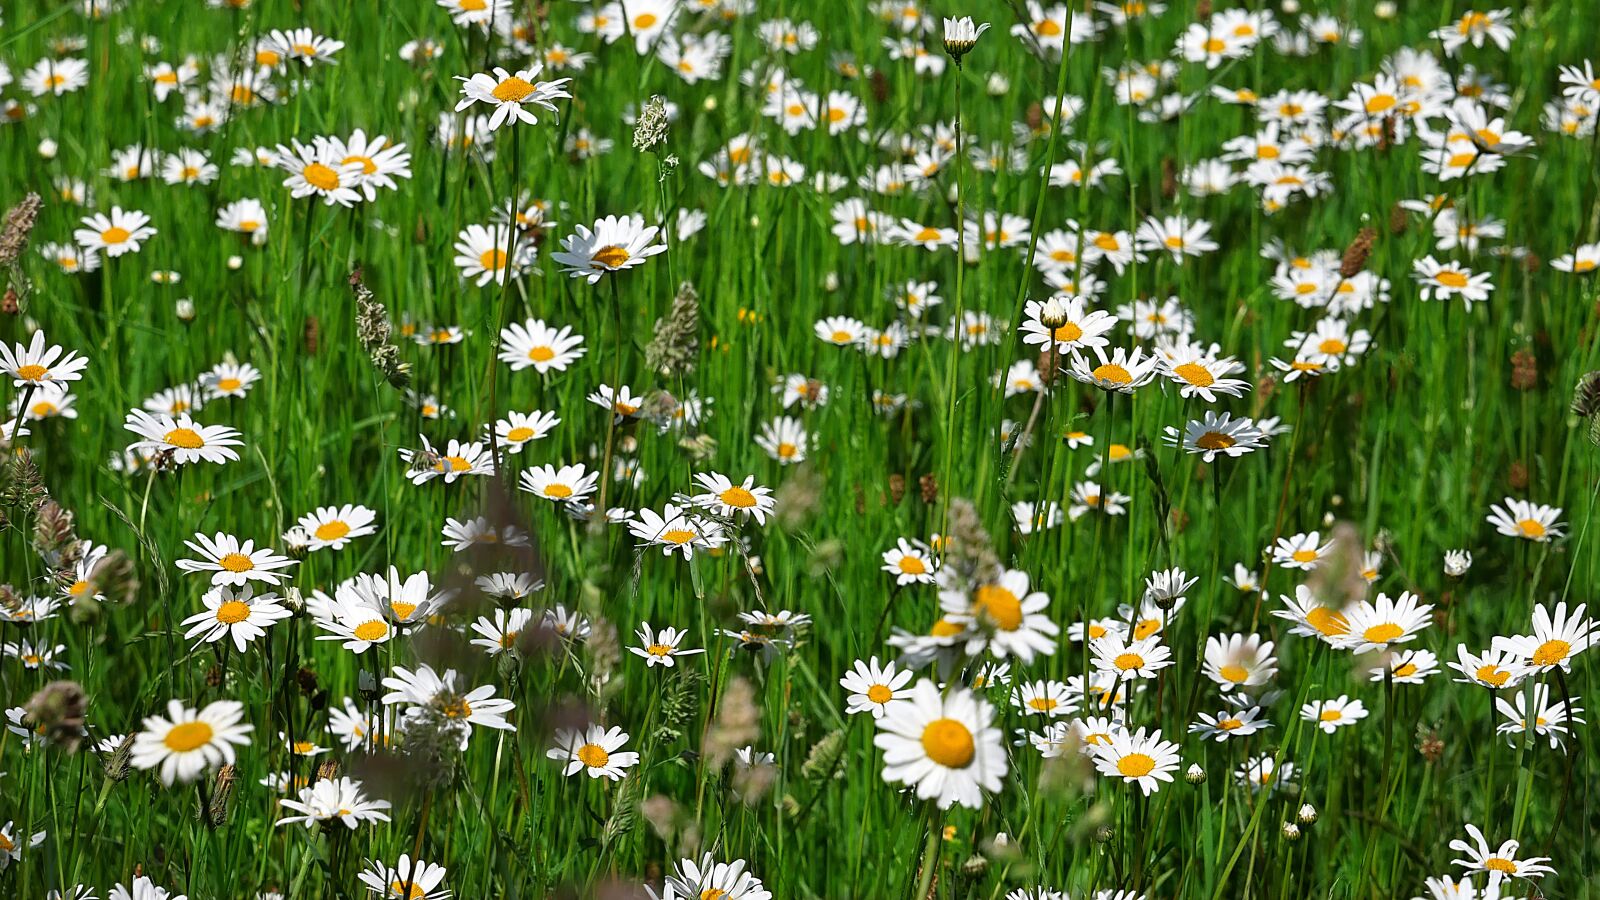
0 0 1598 898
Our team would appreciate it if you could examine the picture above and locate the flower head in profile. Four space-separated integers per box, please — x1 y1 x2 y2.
942 17 990 61
455 64 571 130
551 214 667 283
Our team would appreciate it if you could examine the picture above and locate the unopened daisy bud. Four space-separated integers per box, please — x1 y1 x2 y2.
1443 549 1472 577
1374 1 1397 18
175 298 195 321
1281 822 1301 841
960 854 988 877
963 243 981 266
1093 824 1115 844
1039 296 1069 329
702 95 717 112
226 254 243 270
1297 803 1317 825
38 139 58 159
985 73 1010 96
941 16 990 63
823 271 839 292
1185 763 1206 784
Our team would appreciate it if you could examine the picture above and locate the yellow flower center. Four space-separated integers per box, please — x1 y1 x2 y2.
897 556 927 575
163 721 215 752
1218 718 1243 730
1435 271 1470 289
776 442 798 459
660 529 697 545
1363 623 1403 644
303 163 340 191
1291 549 1318 564
930 618 964 637
1319 708 1343 722
543 484 574 499
1305 606 1349 637
215 600 251 624
1091 364 1132 385
218 553 255 573
720 486 757 508
390 601 418 621
1173 362 1214 387
314 521 351 542
591 245 631 269
390 881 427 899
1117 753 1156 777
831 330 853 343
972 584 1023 631
1484 857 1517 874
1393 663 1418 678
1475 664 1510 687
1203 38 1226 53
479 248 508 271
1531 639 1570 666
1114 652 1145 671
343 154 378 175
506 426 535 443
1365 95 1396 114
866 684 894 703
920 718 976 768
1052 322 1083 342
491 76 536 103
14 364 48 381
1034 19 1063 37
576 742 610 768
1133 618 1161 640
1517 518 1546 538
353 620 388 641
527 346 556 362
1196 431 1236 450
1027 697 1059 712
1219 664 1250 683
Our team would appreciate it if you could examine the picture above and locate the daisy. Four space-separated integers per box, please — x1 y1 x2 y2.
1162 411 1268 462
815 315 866 346
1550 242 1600 274
1431 9 1515 56
691 472 776 524
1271 531 1334 570
37 241 100 274
1495 683 1584 751
519 463 599 504
1092 633 1173 680
628 622 704 668
295 504 377 551
1370 648 1439 684
1011 680 1076 718
1203 633 1278 691
1161 351 1250 402
180 584 291 652
1335 591 1433 654
454 64 571 130
1449 644 1526 689
664 855 773 900
1449 823 1555 883
872 679 1005 809
1235 753 1295 794
551 214 667 283
399 435 493 484
130 699 253 785
628 503 725 558
1019 296 1116 355
276 776 390 829
453 223 529 286
841 657 914 717
175 532 297 587
21 57 89 96
466 608 533 657
1493 601 1593 673
1413 256 1494 306
215 199 269 245
1067 481 1130 519
882 538 938 585
1090 727 1180 795
498 319 586 374
382 664 515 749
0 331 88 387
1066 345 1160 393
1301 696 1367 733
1189 706 1271 742
1134 215 1217 263
940 569 1060 663
755 416 809 464
273 139 363 207
547 724 639 780
74 207 156 257
1485 497 1564 542
357 855 450 900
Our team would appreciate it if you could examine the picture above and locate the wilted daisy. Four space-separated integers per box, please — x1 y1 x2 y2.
1301 696 1368 733
628 622 704 668
130 699 253 785
1485 497 1564 542
180 584 291 652
176 532 297 587
1090 727 1180 795
872 679 1005 809
547 724 639 780
552 214 667 283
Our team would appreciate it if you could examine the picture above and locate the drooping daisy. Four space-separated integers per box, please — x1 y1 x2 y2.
551 214 667 283
175 532 297 587
1090 726 1181 795
129 699 253 785
840 657 914 717
1485 497 1564 542
872 679 1005 809
295 504 377 552
180 584 291 652
1301 696 1368 733
1495 683 1585 751
547 724 639 780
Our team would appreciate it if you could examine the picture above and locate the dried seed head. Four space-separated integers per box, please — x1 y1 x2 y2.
701 676 760 770
1387 202 1408 235
888 473 906 506
1509 350 1538 391
1339 227 1376 278
0 193 43 267
25 680 87 752
919 473 939 504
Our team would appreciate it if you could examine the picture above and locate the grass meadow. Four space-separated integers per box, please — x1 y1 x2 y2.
0 0 1598 897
